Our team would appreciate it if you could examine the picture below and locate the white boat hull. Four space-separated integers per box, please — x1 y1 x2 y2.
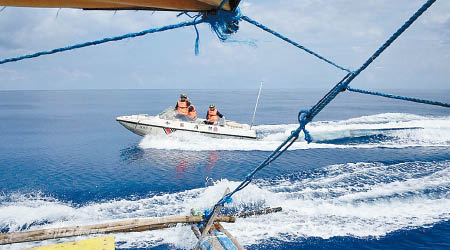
116 114 257 139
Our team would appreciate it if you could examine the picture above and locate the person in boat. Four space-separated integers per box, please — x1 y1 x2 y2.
204 104 224 125
175 93 191 116
187 105 197 120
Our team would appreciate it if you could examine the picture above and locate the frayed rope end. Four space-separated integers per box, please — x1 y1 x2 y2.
202 8 242 41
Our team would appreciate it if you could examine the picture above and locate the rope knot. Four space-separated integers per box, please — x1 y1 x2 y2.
223 194 233 204
298 110 313 143
202 8 242 41
185 8 242 55
302 128 312 143
203 208 211 217
297 110 310 124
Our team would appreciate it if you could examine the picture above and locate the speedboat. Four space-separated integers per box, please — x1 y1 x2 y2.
116 108 257 139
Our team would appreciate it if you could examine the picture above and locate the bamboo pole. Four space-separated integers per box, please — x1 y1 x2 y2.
237 207 282 218
0 215 235 245
201 188 230 237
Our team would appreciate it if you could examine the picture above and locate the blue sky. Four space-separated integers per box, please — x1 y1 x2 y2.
0 0 449 90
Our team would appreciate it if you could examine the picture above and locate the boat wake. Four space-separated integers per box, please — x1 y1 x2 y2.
1 160 449 249
139 113 450 151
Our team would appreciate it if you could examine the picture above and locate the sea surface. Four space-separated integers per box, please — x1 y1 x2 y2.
0 89 449 250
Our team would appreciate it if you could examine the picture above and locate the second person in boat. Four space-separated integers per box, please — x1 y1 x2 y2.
204 104 224 125
187 105 197 120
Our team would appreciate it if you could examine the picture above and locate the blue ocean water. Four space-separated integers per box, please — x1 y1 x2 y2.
0 89 449 250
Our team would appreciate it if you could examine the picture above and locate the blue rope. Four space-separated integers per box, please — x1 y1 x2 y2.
306 73 353 120
0 7 245 64
302 0 437 121
0 19 203 65
351 1 436 79
209 125 304 213
193 15 202 55
240 15 353 73
203 8 241 42
205 0 437 221
346 86 450 108
0 0 441 221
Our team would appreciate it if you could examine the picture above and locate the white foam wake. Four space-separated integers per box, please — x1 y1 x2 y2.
1 160 449 249
139 113 450 151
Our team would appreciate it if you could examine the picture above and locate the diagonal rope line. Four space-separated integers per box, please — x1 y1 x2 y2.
0 19 203 65
205 0 438 221
350 0 436 79
240 15 353 73
346 86 450 108
304 0 438 122
0 0 441 220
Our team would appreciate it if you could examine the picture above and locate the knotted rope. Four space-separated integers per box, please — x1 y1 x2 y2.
0 0 444 225
205 0 439 222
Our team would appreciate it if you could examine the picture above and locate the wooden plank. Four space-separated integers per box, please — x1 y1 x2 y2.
197 0 231 10
0 216 235 245
0 0 228 11
197 235 226 250
26 236 114 250
214 223 244 250
213 230 238 250
209 235 226 250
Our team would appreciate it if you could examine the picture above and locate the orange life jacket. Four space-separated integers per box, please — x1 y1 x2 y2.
208 109 218 123
177 100 188 115
187 105 197 119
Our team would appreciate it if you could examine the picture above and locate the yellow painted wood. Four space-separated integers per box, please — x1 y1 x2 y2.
26 236 114 250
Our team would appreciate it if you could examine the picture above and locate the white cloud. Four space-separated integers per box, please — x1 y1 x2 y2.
131 71 146 87
56 67 92 81
0 68 27 81
0 0 449 90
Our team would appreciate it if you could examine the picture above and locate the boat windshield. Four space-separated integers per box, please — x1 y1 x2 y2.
158 107 177 119
158 107 199 122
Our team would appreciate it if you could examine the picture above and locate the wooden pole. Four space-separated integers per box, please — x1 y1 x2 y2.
0 215 235 245
214 222 245 250
191 225 202 239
